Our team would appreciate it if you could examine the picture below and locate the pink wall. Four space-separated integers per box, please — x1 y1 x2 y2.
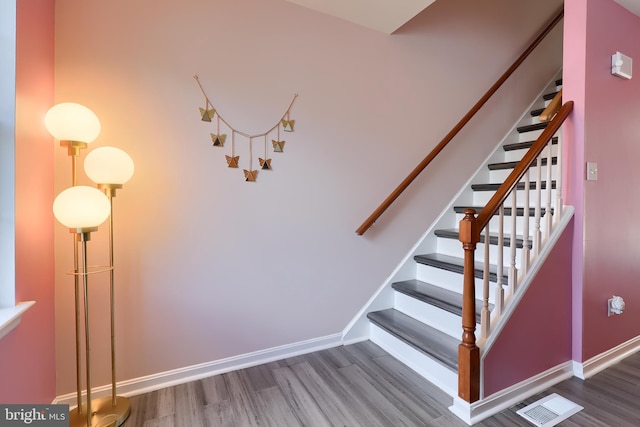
564 0 640 362
0 0 56 403
483 224 573 396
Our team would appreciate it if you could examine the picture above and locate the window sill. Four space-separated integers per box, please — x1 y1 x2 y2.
0 301 35 340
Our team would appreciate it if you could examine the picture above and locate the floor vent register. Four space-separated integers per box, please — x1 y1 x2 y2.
516 393 583 426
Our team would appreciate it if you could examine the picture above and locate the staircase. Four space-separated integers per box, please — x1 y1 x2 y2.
352 77 564 399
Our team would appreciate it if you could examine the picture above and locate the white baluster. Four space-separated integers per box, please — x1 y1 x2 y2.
544 141 553 241
481 226 490 340
494 206 505 317
533 153 542 257
521 170 530 276
554 133 563 221
509 189 517 298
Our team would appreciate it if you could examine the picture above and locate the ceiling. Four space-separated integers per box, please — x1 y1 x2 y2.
284 0 437 34
285 0 640 34
615 0 640 16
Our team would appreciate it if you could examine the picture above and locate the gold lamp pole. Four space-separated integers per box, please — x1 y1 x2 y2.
84 147 134 426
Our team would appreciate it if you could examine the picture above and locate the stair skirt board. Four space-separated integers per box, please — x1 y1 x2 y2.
369 323 458 398
449 361 575 426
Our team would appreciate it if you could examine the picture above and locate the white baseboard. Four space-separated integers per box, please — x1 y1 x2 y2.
573 335 640 380
450 335 640 425
449 361 574 425
54 333 343 406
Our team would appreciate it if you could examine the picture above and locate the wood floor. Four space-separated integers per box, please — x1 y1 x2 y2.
123 341 640 426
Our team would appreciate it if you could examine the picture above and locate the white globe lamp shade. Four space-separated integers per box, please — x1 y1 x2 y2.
44 102 101 143
84 146 135 185
53 186 111 229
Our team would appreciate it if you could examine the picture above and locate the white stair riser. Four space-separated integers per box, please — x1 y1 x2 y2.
473 187 557 206
394 292 472 340
518 128 543 142
455 212 553 236
489 165 557 182
415 264 498 305
503 143 558 162
457 214 546 236
369 324 457 398
436 236 525 269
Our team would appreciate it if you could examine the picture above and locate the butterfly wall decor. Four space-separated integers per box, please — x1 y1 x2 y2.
194 75 298 182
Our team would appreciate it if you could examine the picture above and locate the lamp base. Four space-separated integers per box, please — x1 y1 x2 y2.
69 396 131 427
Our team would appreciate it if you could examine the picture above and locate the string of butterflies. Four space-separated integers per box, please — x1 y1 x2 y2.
194 75 298 182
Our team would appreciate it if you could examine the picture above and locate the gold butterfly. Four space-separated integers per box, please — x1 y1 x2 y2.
272 140 285 152
210 133 227 147
244 169 258 182
199 107 216 122
225 155 240 168
281 119 295 132
259 158 272 170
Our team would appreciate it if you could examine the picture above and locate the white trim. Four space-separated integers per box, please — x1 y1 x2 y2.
0 301 35 340
54 333 342 406
449 361 574 425
0 0 16 309
573 335 640 380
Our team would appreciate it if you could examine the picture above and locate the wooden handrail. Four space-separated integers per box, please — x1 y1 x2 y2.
539 88 562 121
355 8 564 235
457 100 573 403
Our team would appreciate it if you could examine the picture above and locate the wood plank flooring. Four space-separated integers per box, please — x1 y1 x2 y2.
123 341 640 426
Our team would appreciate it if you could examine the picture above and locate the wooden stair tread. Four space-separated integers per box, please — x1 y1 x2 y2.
434 228 532 249
517 122 548 133
471 180 556 192
413 253 507 283
367 308 458 372
453 205 553 217
488 157 556 170
543 91 559 100
530 107 545 117
503 137 558 151
392 279 487 323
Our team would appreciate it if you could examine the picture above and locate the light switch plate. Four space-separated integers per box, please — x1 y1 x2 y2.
586 162 598 181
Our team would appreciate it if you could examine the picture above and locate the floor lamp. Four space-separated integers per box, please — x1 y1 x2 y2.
46 104 131 427
52 186 112 427
84 146 134 426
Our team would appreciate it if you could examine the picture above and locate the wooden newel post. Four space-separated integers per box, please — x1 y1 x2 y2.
458 208 480 402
